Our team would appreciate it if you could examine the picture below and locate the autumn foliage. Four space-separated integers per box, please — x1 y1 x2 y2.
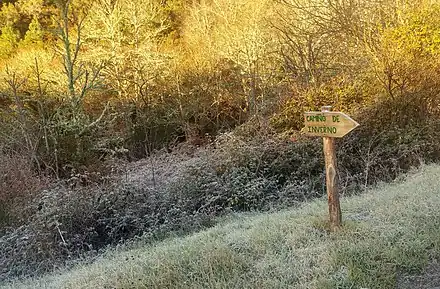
2 0 440 280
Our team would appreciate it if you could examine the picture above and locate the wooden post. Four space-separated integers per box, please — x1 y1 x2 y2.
322 106 342 230
304 106 359 230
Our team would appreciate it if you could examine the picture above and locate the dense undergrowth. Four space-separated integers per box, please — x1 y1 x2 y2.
1 92 440 281
2 0 440 284
3 165 440 289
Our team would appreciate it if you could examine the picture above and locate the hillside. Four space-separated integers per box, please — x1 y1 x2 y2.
2 165 440 289
2 1 440 288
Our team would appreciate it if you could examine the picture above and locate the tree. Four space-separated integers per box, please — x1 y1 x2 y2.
183 0 279 116
0 2 20 27
0 24 19 58
37 0 111 174
372 4 440 98
83 0 171 102
52 0 102 109
21 16 44 47
16 0 45 17
0 2 20 58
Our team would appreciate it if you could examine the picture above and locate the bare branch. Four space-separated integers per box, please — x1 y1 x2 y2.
72 15 85 65
78 102 110 136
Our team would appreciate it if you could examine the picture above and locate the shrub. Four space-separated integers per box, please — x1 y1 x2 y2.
338 92 440 191
0 152 47 230
3 90 440 281
0 134 325 280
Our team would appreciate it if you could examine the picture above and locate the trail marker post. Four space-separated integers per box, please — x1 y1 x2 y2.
303 106 359 231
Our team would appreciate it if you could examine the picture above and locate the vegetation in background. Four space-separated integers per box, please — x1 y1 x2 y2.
1 0 438 173
1 93 440 280
2 0 440 285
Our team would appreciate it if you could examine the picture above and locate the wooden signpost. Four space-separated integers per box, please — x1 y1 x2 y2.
304 106 359 231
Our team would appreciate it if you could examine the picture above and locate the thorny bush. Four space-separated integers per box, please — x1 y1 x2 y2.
2 93 440 281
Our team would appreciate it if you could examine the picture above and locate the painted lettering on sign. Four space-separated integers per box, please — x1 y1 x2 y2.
303 111 359 138
308 126 337 134
306 115 326 122
305 115 342 123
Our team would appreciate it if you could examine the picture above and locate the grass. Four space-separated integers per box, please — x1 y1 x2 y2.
3 165 440 289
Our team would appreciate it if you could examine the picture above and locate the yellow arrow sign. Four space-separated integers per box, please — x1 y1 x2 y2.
303 111 360 138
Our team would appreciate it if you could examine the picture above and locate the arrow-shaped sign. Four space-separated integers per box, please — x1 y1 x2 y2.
303 111 359 138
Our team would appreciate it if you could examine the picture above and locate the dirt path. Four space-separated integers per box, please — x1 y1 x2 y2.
397 260 440 289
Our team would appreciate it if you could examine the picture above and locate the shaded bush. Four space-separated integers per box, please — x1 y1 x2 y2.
123 60 250 159
3 91 440 281
338 92 440 191
0 135 325 280
0 153 48 230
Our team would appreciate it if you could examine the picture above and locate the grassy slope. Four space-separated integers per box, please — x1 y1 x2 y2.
3 165 440 289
